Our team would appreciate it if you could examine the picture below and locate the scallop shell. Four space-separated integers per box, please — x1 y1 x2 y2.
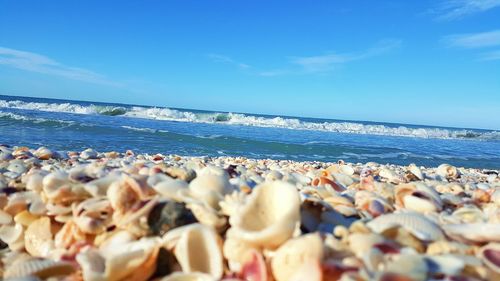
229 181 300 249
4 258 75 279
173 223 224 278
367 212 444 242
271 233 323 281
24 217 55 257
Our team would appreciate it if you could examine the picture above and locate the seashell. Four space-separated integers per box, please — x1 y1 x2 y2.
265 170 283 181
25 171 47 192
0 223 24 249
33 147 54 160
188 173 233 210
395 183 442 213
147 201 197 236
80 148 98 159
4 258 75 279
7 160 27 175
240 249 268 281
367 212 444 242
153 178 189 201
165 166 197 182
83 172 121 197
219 191 247 217
383 254 428 281
436 164 459 180
480 243 500 274
271 233 323 281
77 237 159 281
14 210 39 226
159 272 217 281
174 223 224 278
452 205 486 223
378 168 404 184
347 233 385 258
186 202 226 229
442 223 500 243
229 181 300 249
311 176 344 192
288 258 323 281
407 163 424 180
0 209 13 224
24 217 55 257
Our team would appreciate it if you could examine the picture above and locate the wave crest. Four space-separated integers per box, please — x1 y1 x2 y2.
1 98 499 140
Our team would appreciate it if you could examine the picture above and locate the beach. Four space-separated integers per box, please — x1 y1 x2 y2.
1 145 500 280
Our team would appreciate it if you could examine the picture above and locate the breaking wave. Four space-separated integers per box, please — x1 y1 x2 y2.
1 98 499 140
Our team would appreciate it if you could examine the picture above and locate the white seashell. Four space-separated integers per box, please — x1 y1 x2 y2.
383 254 428 281
4 258 75 279
159 272 217 281
7 160 27 175
0 223 24 244
186 202 227 229
0 209 13 224
229 181 300 249
436 164 459 180
25 171 47 192
408 163 424 180
83 173 120 197
395 183 442 213
78 237 159 281
271 233 323 281
367 212 444 241
80 148 98 159
189 173 233 210
42 171 69 193
174 223 224 278
378 168 404 183
153 178 189 201
347 233 385 258
443 224 500 243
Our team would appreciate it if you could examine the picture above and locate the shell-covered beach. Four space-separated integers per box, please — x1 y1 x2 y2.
1 145 500 281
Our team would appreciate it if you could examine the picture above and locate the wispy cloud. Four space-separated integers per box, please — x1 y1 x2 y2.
443 30 500 48
0 46 120 86
207 53 250 69
432 0 500 21
259 39 402 76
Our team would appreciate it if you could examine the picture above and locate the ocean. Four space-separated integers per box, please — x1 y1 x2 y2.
0 94 499 169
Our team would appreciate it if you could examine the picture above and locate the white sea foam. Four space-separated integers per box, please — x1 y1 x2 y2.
1 98 499 140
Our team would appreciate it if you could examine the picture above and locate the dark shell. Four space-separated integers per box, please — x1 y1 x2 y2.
151 247 178 278
147 201 197 236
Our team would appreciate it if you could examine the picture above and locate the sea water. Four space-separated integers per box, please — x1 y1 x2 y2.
1 95 499 169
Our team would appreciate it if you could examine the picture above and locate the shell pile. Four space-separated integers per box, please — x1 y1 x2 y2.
0 145 500 281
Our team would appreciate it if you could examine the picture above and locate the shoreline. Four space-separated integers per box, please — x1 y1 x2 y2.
1 145 500 280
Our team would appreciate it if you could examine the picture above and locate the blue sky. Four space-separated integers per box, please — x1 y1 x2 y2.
0 0 499 130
